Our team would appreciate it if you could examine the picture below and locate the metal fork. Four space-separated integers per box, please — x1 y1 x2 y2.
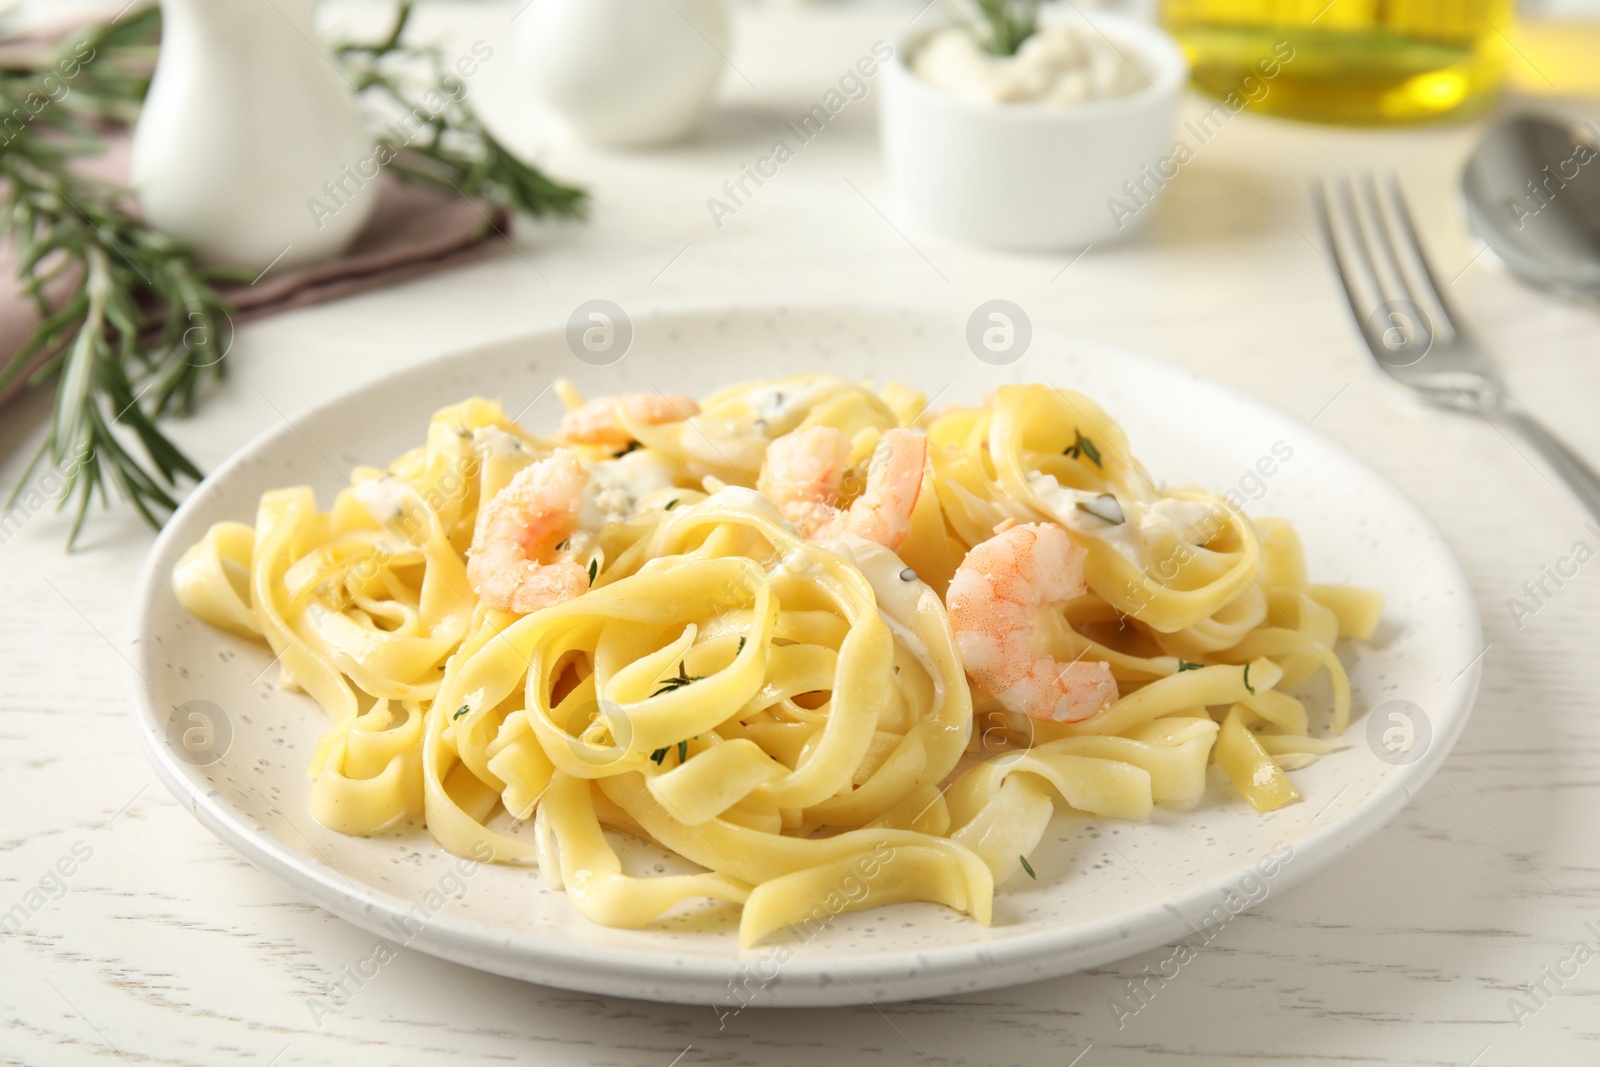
1313 175 1600 523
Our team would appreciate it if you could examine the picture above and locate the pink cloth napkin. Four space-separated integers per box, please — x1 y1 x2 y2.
0 130 509 410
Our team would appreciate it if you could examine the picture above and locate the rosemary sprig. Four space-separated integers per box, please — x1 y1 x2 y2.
336 2 587 225
2 2 586 545
0 67 242 541
0 6 160 126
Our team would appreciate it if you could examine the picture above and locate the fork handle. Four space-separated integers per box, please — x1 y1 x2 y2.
1498 407 1600 525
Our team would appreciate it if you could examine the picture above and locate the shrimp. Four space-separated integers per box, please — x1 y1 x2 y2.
467 451 593 614
946 522 1118 722
818 428 927 549
559 392 699 446
757 425 849 537
757 426 928 550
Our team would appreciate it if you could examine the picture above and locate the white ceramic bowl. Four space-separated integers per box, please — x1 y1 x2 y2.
880 12 1188 249
518 0 729 147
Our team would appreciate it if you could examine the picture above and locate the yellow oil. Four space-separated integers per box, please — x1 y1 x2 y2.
1159 0 1512 125
1508 20 1600 97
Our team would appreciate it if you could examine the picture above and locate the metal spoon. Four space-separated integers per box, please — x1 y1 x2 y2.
1462 112 1600 300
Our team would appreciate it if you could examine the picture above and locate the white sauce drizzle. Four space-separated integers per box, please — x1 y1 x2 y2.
471 425 528 460
579 451 677 529
351 475 413 524
819 534 946 718
1027 471 1225 565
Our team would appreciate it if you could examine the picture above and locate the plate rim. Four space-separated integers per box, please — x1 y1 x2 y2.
126 303 1484 1005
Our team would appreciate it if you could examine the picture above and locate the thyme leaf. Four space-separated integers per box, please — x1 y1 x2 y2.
650 659 705 698
1063 430 1103 468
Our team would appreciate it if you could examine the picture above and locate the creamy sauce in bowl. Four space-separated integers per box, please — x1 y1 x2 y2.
913 22 1148 106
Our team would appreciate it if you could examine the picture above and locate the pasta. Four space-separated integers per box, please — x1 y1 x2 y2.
173 377 1381 945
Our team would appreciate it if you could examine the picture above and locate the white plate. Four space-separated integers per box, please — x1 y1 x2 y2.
128 306 1482 1007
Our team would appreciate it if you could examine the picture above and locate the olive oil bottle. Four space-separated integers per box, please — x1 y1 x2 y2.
1160 0 1512 125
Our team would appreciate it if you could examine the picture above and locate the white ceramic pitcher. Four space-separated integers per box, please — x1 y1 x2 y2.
133 0 378 271
519 0 729 147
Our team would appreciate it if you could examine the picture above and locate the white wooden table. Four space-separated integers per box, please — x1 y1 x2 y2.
5 3 1600 1064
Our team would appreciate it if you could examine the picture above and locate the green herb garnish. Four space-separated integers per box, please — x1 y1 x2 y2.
650 738 696 766
665 498 680 511
1075 493 1123 525
974 0 1041 57
616 440 642 455
1243 663 1255 695
452 704 470 720
1063 430 1103 468
339 3 588 219
650 660 704 698
1178 661 1204 672
1019 854 1037 879
737 636 747 654
587 558 598 585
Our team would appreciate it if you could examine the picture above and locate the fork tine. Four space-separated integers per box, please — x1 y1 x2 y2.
1335 175 1402 312
1311 178 1379 349
1356 174 1425 323
1376 174 1462 336
1324 175 1406 358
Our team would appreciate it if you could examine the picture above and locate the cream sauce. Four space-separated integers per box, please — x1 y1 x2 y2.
579 451 677 529
1027 471 1225 566
914 22 1146 107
